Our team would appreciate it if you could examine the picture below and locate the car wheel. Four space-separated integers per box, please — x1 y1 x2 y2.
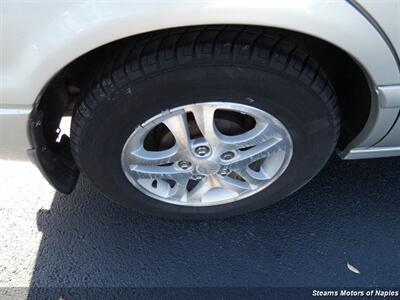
71 26 340 219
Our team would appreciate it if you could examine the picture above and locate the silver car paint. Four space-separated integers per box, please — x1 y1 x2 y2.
0 0 399 160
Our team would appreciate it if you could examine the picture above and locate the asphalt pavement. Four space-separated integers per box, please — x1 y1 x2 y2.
0 155 399 298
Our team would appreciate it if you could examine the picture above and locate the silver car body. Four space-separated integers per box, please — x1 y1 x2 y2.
1 0 399 161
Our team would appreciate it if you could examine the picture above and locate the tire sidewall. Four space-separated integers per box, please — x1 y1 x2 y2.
76 64 336 219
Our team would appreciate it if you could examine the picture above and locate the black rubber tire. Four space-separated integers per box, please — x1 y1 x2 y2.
71 25 340 220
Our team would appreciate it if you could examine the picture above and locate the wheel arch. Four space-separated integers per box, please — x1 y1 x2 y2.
6 1 399 107
18 1 398 192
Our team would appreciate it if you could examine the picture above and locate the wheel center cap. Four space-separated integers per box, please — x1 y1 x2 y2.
197 161 220 175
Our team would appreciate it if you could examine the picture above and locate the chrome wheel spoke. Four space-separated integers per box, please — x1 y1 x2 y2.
187 177 212 203
190 105 219 148
126 147 178 166
221 119 288 152
229 136 283 170
210 174 251 194
220 122 272 149
188 175 250 203
236 167 269 189
129 165 191 201
129 165 190 181
163 111 191 152
170 177 190 202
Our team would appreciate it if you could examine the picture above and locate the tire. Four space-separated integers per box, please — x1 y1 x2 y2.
71 25 340 220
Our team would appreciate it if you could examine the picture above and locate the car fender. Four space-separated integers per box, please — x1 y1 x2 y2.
1 0 399 160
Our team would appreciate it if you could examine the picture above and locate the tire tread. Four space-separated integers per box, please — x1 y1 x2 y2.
71 26 340 170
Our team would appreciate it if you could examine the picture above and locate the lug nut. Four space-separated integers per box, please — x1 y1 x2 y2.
220 151 235 160
195 145 210 157
192 174 205 180
177 161 192 170
218 167 230 176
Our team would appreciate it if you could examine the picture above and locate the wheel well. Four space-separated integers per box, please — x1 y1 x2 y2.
31 25 371 192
